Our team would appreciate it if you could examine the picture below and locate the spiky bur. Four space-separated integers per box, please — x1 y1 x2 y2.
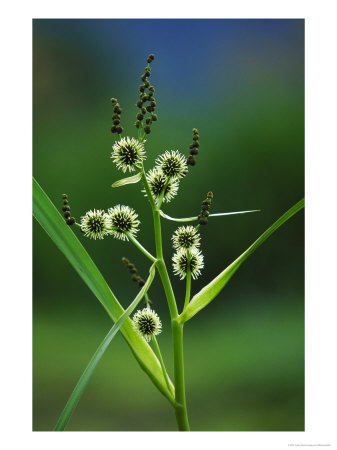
122 257 145 287
144 168 179 203
172 226 200 250
135 54 157 135
106 205 140 241
80 209 109 240
187 128 200 167
111 137 146 173
155 150 188 180
198 191 213 225
172 247 204 280
132 308 162 342
110 98 123 135
61 194 76 226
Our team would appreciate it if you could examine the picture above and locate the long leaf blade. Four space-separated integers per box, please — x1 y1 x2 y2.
179 199 304 323
160 209 260 223
33 177 174 402
111 172 142 188
54 263 157 431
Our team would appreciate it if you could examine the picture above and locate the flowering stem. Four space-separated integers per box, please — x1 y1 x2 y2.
124 231 157 263
156 178 170 209
141 164 190 430
172 319 190 431
183 267 191 311
152 336 174 396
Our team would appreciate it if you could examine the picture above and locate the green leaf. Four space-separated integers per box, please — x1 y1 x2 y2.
55 263 157 431
160 209 260 223
111 172 142 188
33 177 174 403
179 199 304 323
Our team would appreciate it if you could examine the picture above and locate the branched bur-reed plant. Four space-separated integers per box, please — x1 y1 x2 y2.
33 53 304 432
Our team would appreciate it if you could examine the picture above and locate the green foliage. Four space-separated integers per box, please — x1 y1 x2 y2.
33 177 174 405
179 199 304 323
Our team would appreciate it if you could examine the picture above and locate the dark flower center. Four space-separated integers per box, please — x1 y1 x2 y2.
88 216 105 233
178 232 195 248
111 212 132 231
119 145 138 165
138 316 156 335
162 158 181 176
179 254 197 272
151 175 171 196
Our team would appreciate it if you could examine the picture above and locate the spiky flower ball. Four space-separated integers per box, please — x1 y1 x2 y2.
172 247 204 280
106 205 140 241
132 308 162 342
80 209 109 240
172 226 200 250
155 150 188 179
111 137 146 173
144 168 179 203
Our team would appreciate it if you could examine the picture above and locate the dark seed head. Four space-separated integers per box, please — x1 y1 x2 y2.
138 279 145 287
111 126 117 133
114 105 122 114
113 118 120 125
116 126 123 134
66 217 76 226
151 114 158 121
190 148 199 155
136 100 143 108
62 194 68 199
144 126 151 134
63 199 69 205
62 205 71 212
187 156 196 166
110 97 117 104
137 113 144 121
198 217 208 225
64 211 71 219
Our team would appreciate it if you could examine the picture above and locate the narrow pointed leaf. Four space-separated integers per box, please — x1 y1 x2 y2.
160 209 260 223
55 263 157 431
111 172 142 188
33 177 174 403
179 199 304 323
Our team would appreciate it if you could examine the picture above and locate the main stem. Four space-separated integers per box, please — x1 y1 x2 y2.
141 169 190 430
152 209 190 431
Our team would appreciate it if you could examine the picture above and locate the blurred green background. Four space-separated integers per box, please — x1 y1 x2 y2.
33 19 304 431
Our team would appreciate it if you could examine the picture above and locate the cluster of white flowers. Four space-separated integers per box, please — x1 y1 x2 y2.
171 226 204 280
80 205 140 241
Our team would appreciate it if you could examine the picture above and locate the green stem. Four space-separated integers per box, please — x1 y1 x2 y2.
54 263 158 431
141 166 190 431
152 336 174 396
183 266 191 311
124 231 157 263
172 319 190 431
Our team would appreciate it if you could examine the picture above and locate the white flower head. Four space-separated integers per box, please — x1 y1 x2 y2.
132 308 162 342
106 205 140 241
155 150 188 179
111 137 146 173
172 225 200 251
172 247 204 280
80 209 109 240
144 167 179 203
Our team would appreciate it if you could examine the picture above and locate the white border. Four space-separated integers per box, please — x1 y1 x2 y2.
1 1 337 449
